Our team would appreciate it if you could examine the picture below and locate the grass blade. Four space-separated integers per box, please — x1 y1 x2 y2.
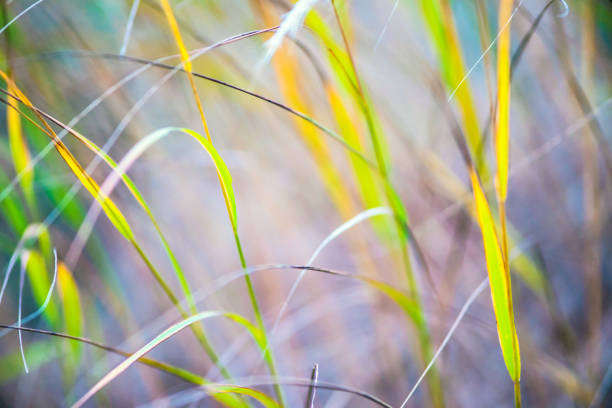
469 169 520 384
180 128 285 405
57 261 83 358
495 0 513 204
71 310 265 408
158 0 211 140
6 84 35 211
0 324 253 408
24 249 59 325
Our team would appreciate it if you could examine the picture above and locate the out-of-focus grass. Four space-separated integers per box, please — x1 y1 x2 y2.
0 0 610 407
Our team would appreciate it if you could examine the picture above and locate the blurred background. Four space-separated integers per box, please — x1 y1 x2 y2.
0 0 611 406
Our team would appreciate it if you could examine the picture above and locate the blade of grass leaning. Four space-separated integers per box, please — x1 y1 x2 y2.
0 71 134 241
424 27 521 385
0 324 258 408
469 169 521 392
0 93 199 316
154 7 283 396
180 129 285 406
0 81 231 380
325 82 391 238
418 1 574 304
298 8 394 239
61 122 281 404
158 0 211 140
71 310 267 408
19 102 200 316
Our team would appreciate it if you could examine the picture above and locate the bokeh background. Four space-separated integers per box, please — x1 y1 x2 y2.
0 0 611 406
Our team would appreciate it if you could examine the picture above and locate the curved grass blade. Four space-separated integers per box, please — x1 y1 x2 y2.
0 92 233 379
271 206 392 340
180 128 285 405
181 129 238 229
0 324 252 408
0 92 200 319
46 51 376 169
71 310 264 408
0 72 134 241
211 386 279 408
55 124 278 402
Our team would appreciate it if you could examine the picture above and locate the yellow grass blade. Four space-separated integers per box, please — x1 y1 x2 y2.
325 83 391 236
0 71 135 241
57 262 83 357
158 0 211 141
38 117 200 316
6 88 35 210
495 0 513 202
256 3 357 221
181 128 238 230
1 70 238 387
416 0 487 179
25 250 59 325
469 169 520 383
181 127 283 403
212 385 280 408
421 150 548 300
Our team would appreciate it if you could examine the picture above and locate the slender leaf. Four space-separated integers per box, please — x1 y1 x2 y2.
469 169 520 382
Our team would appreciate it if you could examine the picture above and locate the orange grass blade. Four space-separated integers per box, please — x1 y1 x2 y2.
0 71 134 241
158 0 211 140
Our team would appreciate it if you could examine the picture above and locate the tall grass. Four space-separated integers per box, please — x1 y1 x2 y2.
0 0 610 407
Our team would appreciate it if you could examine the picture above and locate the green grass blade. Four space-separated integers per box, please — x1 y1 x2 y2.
57 261 83 358
469 169 520 383
71 310 266 408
